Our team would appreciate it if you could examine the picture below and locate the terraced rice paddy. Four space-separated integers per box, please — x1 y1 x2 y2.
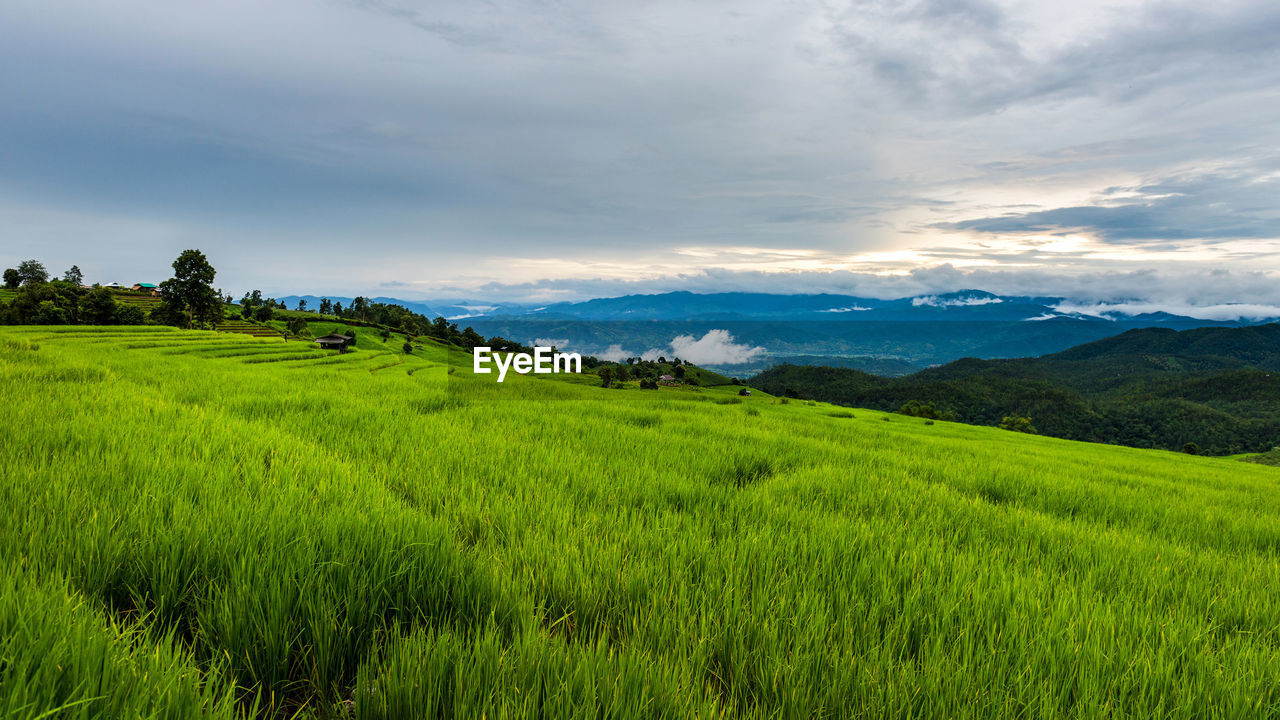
3 324 1280 719
110 291 163 311
214 319 286 338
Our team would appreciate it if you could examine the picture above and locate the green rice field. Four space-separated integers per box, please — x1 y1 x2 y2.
3 324 1280 719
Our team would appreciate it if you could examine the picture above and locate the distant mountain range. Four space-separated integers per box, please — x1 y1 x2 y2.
750 324 1280 454
278 289 1278 370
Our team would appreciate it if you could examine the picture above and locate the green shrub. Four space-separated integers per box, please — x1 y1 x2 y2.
998 415 1037 434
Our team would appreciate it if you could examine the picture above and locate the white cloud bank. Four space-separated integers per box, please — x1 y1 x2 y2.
912 295 1004 308
1053 302 1280 321
594 330 764 365
597 344 630 362
646 330 764 366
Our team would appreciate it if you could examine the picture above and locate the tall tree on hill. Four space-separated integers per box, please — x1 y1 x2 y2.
297 299 307 312
16 260 48 286
157 249 220 329
319 298 332 315
352 296 369 321
2 269 18 289
63 265 83 285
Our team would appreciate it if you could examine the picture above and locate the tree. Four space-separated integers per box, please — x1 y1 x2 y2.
286 317 309 337
254 305 274 322
461 327 485 348
16 260 48 286
2 269 18 289
5 282 78 324
1183 442 1200 455
898 400 955 421
402 341 413 354
998 416 1037 434
339 327 358 346
79 287 118 324
63 265 83 285
116 305 145 325
674 364 685 379
297 299 307 312
352 296 369 321
32 300 67 324
157 249 219 328
319 298 333 315
599 366 614 388
148 302 185 326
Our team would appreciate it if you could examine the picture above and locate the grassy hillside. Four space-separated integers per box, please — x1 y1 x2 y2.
3 326 1280 718
751 324 1280 454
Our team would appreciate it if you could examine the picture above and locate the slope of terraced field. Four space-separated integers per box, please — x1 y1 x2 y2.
215 319 285 338
110 291 162 311
3 325 1280 719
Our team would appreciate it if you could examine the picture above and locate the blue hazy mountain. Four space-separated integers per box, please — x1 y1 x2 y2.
277 289 1275 371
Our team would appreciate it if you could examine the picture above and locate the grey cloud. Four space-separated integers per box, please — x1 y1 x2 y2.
826 0 1280 115
1 0 1278 296
940 166 1280 242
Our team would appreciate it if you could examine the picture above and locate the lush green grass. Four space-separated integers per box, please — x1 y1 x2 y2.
3 325 1280 719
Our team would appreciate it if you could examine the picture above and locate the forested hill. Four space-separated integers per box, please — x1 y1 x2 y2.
1045 323 1280 367
749 324 1280 455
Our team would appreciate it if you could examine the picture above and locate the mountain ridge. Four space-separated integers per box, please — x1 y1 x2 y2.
749 323 1280 454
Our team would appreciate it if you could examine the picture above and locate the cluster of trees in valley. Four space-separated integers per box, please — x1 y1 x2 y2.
594 356 731 389
1 259 154 326
751 324 1280 455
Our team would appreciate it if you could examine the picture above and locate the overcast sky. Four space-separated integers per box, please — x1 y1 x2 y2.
2 0 1278 307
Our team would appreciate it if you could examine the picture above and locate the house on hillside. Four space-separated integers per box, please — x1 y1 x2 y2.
131 283 159 295
105 282 121 289
315 333 354 352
